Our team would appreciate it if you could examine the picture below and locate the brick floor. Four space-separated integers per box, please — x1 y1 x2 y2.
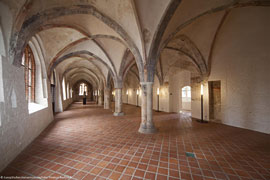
1 102 270 180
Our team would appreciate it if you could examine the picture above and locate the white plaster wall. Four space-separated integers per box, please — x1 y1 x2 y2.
207 7 270 134
0 58 54 171
123 88 138 106
123 72 140 106
62 98 74 110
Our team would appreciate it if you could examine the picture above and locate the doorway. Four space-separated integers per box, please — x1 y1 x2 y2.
208 81 221 122
50 84 55 113
181 86 191 111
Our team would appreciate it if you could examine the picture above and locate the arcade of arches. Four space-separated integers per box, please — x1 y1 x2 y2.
0 0 270 179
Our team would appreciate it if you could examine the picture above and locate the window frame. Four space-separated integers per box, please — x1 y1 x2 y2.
22 45 36 102
79 83 87 96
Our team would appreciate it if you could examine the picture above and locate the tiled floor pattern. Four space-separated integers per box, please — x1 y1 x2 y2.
1 102 270 180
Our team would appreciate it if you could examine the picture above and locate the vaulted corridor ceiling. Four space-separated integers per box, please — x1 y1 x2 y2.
5 0 268 87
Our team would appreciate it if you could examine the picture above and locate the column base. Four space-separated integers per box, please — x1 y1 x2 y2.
113 112 124 116
138 125 157 134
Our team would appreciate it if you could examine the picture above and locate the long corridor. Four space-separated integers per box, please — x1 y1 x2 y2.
1 102 270 180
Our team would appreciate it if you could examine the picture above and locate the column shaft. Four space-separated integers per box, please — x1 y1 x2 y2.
113 88 124 116
98 90 103 106
104 88 111 109
138 82 157 134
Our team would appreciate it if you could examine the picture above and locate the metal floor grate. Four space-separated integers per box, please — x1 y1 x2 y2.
185 152 196 158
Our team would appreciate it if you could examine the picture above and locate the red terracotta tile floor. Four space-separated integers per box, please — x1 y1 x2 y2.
1 102 270 180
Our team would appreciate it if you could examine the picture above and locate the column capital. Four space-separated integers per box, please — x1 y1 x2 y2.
114 81 123 88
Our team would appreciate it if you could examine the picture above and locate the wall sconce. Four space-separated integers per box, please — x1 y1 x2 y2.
156 88 160 112
112 90 115 102
126 89 128 104
136 89 139 107
199 84 207 123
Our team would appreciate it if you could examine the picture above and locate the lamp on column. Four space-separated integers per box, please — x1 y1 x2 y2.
126 90 129 104
157 88 160 112
136 89 139 107
198 84 207 123
112 91 114 102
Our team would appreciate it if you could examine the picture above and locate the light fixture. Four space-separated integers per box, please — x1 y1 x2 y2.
136 89 139 107
126 89 129 104
112 90 115 102
157 87 160 112
199 83 207 123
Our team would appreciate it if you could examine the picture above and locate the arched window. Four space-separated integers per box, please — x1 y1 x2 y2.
182 86 191 111
182 86 191 99
62 78 66 100
22 45 35 102
79 83 87 95
67 83 70 99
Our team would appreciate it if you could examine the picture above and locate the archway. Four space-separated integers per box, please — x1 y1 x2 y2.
181 86 191 112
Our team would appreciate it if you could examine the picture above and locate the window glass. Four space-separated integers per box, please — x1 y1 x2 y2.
79 83 87 95
182 86 191 101
22 45 35 102
62 78 66 100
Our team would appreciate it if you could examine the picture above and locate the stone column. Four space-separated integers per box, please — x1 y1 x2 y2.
138 82 157 134
113 88 124 116
104 88 111 109
98 90 103 106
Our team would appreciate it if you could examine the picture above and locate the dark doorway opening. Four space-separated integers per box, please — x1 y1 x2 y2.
51 84 55 113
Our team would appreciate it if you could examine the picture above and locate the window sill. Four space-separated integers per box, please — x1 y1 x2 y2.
28 102 47 114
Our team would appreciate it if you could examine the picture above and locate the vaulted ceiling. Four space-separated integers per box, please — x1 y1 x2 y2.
2 0 269 89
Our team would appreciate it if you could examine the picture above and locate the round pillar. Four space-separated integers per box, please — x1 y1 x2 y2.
113 88 124 116
104 88 111 109
98 90 103 106
138 82 157 134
